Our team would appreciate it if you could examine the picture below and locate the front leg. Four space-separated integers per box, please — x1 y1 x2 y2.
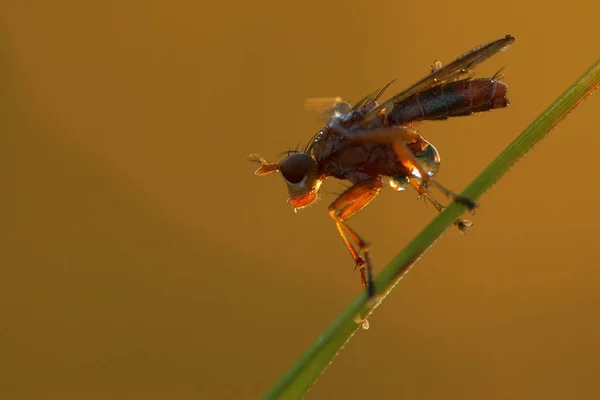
328 179 382 297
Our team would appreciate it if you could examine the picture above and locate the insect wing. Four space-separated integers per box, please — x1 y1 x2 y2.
304 97 353 122
360 35 515 126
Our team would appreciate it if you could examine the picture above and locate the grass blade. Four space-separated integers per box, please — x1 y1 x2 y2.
264 59 600 400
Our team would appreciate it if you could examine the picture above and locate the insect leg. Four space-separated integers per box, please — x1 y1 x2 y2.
344 126 477 210
408 178 473 233
328 179 382 297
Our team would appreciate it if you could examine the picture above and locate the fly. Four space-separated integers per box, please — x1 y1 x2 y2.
248 35 515 297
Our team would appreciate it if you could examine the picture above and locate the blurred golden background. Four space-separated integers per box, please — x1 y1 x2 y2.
1 1 599 399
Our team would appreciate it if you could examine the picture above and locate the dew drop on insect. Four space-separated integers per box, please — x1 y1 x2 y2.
333 101 352 117
410 167 423 179
389 179 406 191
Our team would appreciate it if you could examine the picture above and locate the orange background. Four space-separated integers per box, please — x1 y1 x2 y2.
1 1 600 399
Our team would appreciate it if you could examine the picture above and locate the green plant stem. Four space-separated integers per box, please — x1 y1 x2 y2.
264 59 600 400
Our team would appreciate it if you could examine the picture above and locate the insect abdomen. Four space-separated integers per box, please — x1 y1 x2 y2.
388 78 509 125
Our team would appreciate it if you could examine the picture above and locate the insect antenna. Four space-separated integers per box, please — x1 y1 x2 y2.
247 153 268 164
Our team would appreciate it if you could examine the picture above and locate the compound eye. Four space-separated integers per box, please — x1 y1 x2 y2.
279 153 312 184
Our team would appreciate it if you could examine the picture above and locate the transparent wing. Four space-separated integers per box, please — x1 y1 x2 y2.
360 35 515 126
304 97 353 122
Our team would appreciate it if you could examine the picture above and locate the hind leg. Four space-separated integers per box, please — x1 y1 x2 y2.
408 178 473 233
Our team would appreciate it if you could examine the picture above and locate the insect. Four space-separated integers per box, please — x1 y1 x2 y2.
248 35 515 298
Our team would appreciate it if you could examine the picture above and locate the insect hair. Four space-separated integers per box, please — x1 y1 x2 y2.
303 129 323 153
277 149 301 158
351 79 396 111
492 67 506 81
